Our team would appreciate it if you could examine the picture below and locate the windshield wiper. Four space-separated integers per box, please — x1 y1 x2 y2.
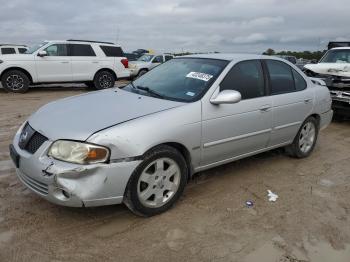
135 85 165 99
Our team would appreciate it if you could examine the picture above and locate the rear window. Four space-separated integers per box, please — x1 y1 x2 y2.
69 44 96 56
100 45 124 57
1 48 16 54
18 48 27 54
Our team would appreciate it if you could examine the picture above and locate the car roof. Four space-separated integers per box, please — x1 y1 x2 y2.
180 53 282 62
44 40 121 47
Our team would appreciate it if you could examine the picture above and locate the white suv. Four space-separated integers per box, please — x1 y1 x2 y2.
0 44 28 55
0 40 130 93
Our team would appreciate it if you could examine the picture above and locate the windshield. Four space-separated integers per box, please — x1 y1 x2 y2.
123 58 229 102
320 49 350 63
25 42 48 54
137 54 154 62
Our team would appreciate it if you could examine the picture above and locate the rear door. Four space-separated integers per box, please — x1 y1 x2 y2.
35 43 72 82
69 44 99 81
264 59 313 146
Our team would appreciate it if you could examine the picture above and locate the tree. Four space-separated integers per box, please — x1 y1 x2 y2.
263 48 275 56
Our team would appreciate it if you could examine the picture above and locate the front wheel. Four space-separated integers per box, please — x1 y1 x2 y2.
286 117 319 158
1 70 30 93
93 71 115 90
124 145 188 216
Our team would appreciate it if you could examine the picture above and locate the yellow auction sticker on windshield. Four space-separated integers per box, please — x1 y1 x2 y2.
186 72 213 82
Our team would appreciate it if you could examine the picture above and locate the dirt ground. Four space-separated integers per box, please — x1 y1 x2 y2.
0 83 350 262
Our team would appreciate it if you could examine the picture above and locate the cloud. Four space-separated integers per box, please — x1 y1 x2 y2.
232 33 267 44
0 0 349 53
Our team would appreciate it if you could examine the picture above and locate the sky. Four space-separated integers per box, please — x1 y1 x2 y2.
0 0 349 54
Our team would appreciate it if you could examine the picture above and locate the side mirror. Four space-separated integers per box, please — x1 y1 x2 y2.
210 90 242 105
37 50 47 57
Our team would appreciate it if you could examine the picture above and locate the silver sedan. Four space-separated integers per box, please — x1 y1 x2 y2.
10 54 333 216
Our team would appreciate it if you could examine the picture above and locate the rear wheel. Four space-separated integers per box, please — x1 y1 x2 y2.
93 71 115 90
137 69 148 78
1 70 30 93
286 117 319 158
124 145 188 216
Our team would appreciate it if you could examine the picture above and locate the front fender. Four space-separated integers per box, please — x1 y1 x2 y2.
87 102 202 168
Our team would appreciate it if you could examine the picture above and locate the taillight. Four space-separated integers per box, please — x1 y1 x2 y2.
121 58 128 68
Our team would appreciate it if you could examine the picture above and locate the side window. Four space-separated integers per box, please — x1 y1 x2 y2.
69 44 96 56
266 60 295 94
165 55 173 61
100 45 124 57
220 60 265 100
292 69 307 91
45 44 68 56
1 48 16 54
153 55 164 63
18 48 27 54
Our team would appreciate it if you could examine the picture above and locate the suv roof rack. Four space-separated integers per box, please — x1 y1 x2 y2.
67 39 115 45
0 44 27 47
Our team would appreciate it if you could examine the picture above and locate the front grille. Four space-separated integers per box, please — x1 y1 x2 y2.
19 123 48 154
25 132 48 154
17 171 49 195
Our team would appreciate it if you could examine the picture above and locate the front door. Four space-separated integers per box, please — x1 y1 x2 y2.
35 44 72 82
201 60 272 167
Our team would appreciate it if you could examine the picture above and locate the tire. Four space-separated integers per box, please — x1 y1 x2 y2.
93 71 115 90
137 69 148 78
285 116 319 158
124 145 188 217
1 70 30 93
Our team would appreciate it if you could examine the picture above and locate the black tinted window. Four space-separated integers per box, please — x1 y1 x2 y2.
266 60 295 94
45 44 68 56
220 60 265 99
165 55 173 61
292 69 307 91
1 48 16 54
153 56 164 63
100 45 124 57
69 44 96 56
18 48 27 54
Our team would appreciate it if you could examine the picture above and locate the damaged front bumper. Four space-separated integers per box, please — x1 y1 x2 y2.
11 134 141 207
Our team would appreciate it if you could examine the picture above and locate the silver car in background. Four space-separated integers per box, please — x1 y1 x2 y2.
128 53 174 78
10 54 333 216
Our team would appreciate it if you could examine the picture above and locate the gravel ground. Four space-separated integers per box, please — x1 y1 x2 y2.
0 83 350 262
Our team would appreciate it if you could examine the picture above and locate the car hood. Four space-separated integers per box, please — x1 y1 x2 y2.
28 88 184 141
304 63 350 77
0 54 33 61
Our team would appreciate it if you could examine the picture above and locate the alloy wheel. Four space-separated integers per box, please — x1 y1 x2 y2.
137 158 181 208
298 122 316 153
6 75 24 90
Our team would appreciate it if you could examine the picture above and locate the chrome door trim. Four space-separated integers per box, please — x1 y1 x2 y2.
203 128 272 148
274 121 301 130
196 141 291 172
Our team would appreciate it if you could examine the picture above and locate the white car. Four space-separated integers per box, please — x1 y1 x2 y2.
0 40 130 93
304 47 350 117
0 44 27 55
128 53 174 78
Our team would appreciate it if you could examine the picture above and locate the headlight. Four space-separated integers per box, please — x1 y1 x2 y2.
48 140 110 164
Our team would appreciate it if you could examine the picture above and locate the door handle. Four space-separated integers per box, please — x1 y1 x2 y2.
260 105 271 112
304 99 312 104
92 61 99 64
60 61 69 64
